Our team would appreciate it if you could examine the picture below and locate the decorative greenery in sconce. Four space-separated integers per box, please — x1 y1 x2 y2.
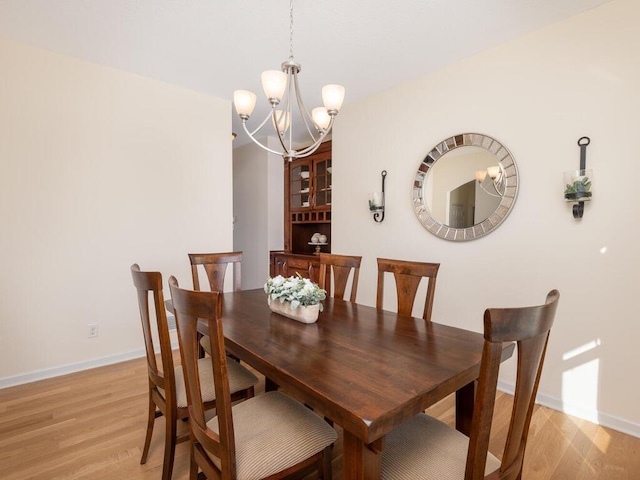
564 176 592 201
565 137 592 219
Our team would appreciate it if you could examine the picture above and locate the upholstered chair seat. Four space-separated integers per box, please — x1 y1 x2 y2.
159 357 258 409
382 414 501 480
199 335 213 356
205 391 338 480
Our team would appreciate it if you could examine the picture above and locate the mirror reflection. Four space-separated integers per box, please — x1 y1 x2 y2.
413 133 519 241
426 146 503 228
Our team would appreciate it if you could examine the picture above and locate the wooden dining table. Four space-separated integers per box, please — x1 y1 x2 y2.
196 288 515 480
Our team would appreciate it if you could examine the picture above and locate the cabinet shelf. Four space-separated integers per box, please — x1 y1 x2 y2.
291 211 331 223
283 141 332 255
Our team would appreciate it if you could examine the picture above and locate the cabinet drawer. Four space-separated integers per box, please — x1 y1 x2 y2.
270 252 320 283
287 258 311 270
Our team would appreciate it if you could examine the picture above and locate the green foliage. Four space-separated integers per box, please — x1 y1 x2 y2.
564 177 592 195
264 274 326 311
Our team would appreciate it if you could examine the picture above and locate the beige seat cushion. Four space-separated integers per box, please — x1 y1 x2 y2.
200 335 212 355
160 357 258 409
381 413 501 480
206 391 337 480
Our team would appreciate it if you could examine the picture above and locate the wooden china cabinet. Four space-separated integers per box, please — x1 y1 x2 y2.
270 141 332 282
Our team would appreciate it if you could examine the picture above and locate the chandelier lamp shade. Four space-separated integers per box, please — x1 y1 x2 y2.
475 165 506 197
233 0 345 161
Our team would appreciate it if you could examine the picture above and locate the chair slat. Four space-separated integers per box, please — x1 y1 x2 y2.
376 258 440 321
318 253 362 302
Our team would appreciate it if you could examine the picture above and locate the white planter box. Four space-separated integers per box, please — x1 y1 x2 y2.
268 300 320 324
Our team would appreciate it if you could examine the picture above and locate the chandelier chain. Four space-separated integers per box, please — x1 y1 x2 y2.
233 0 344 160
289 0 294 60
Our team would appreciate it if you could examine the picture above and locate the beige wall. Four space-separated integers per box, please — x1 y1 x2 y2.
332 0 639 435
233 138 284 290
0 39 233 384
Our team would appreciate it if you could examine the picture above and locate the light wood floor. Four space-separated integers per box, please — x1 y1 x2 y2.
1 355 638 479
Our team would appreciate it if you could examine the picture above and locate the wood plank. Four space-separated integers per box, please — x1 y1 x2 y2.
1 356 639 479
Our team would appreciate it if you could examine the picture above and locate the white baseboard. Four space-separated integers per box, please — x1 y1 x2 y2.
0 349 147 389
1 336 182 390
1 335 181 390
3 354 639 440
498 380 640 439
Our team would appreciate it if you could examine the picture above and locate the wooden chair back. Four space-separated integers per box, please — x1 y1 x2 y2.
318 253 362 302
131 264 185 480
130 264 177 408
168 276 237 478
376 258 440 321
189 251 242 292
467 289 560 480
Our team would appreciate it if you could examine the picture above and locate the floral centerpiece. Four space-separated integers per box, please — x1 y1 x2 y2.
264 274 326 323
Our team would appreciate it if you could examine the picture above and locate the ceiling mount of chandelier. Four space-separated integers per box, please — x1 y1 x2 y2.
233 0 345 161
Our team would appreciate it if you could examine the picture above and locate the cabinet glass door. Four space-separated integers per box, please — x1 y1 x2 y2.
291 161 311 209
314 159 332 207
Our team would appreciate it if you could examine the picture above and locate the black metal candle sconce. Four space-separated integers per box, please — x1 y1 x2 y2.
369 170 387 222
564 137 593 219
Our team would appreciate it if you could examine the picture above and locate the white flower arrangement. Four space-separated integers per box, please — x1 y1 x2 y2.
264 274 326 311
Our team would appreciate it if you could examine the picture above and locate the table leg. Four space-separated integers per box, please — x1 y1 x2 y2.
197 332 205 358
342 430 382 480
455 380 476 435
265 377 279 392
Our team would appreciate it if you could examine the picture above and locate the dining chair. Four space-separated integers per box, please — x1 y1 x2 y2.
318 253 362 302
381 289 560 480
168 276 337 480
131 264 258 480
189 251 242 292
188 251 242 357
376 257 440 321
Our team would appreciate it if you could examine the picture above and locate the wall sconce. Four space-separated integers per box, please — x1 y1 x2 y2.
564 136 592 218
369 170 387 222
475 165 506 197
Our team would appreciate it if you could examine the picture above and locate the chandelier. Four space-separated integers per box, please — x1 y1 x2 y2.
233 0 345 161
475 165 506 198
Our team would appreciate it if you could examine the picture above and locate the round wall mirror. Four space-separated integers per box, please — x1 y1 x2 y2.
412 133 518 241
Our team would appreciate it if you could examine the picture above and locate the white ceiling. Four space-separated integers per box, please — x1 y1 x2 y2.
0 0 612 146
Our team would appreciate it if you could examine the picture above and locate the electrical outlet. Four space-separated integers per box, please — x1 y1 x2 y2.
88 323 98 338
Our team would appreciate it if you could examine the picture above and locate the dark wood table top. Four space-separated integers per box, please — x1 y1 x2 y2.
216 288 515 445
